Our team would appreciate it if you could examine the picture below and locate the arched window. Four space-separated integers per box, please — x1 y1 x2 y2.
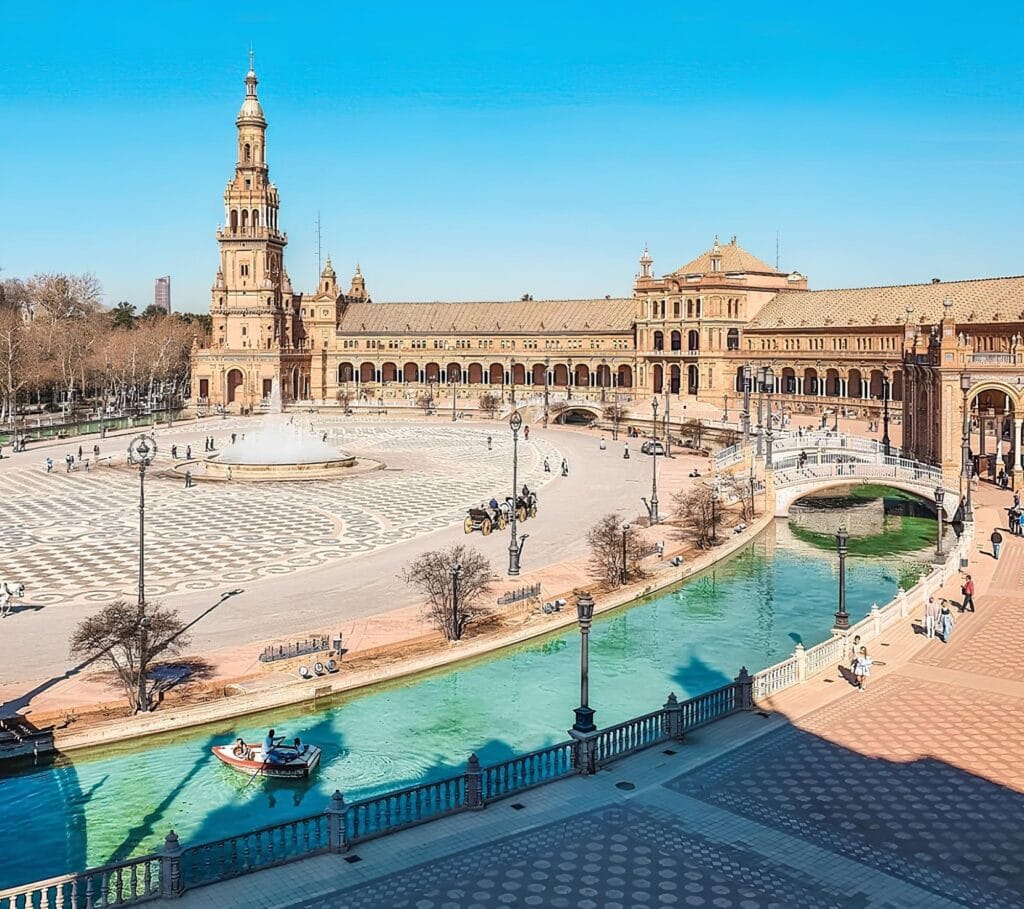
252 209 260 228
727 328 739 350
687 330 700 351
230 210 238 232
243 143 251 162
241 209 249 230
670 330 681 351
653 331 664 351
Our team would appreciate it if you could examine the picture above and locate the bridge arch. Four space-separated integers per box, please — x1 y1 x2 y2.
555 404 602 424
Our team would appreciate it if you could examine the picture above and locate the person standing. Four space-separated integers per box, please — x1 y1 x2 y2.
924 596 941 638
991 528 1004 560
1018 511 1024 539
486 436 492 451
524 425 530 441
185 444 192 460
93 444 100 459
938 600 955 643
599 436 607 450
171 444 178 459
77 445 83 461
624 442 630 459
853 646 872 691
961 574 975 613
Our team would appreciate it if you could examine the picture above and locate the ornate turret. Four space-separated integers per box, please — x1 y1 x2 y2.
639 245 653 279
349 263 367 301
319 257 337 296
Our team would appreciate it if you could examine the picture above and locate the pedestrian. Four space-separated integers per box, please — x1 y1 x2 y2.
543 457 551 472
184 470 193 489
848 635 862 673
93 444 100 459
45 457 53 474
961 574 975 613
938 600 955 643
231 433 237 444
524 425 530 441
186 445 192 460
65 453 73 473
924 596 941 639
171 444 178 459
624 442 630 459
1018 512 1024 539
77 445 83 461
487 436 492 451
599 436 607 450
991 528 1003 560
853 646 872 690
560 458 569 477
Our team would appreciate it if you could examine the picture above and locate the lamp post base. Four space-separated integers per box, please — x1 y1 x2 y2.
833 612 850 631
572 705 596 734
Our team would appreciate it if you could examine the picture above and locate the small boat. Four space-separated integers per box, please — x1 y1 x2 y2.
212 739 322 780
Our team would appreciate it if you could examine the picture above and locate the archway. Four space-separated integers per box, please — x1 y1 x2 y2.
848 369 863 399
687 330 700 352
653 364 664 394
670 364 681 395
446 362 462 383
512 363 526 385
553 364 569 387
489 363 504 385
804 367 818 395
782 366 796 394
468 362 484 384
531 363 546 386
226 369 244 404
338 362 355 383
653 331 664 351
359 362 375 383
687 364 699 395
826 368 841 397
291 368 300 400
425 362 441 382
617 364 633 387
574 364 590 387
381 362 398 383
403 362 419 383
670 330 681 352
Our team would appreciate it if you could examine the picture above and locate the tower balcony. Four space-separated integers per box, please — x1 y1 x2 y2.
216 226 288 243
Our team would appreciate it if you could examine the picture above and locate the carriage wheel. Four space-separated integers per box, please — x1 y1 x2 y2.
517 507 527 522
497 514 507 530
529 504 538 518
464 517 474 534
482 519 492 535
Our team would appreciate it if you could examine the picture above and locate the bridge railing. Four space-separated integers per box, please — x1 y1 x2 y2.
773 460 944 489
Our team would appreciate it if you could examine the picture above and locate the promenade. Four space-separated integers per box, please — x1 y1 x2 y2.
166 481 1024 908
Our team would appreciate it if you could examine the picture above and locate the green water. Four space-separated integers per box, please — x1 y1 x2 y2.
0 510 935 889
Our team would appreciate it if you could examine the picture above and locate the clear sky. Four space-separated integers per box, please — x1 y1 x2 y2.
2 2 1023 313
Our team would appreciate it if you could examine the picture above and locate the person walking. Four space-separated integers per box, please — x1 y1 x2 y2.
171 444 178 460
543 457 550 472
185 444 192 460
93 444 100 459
624 441 630 459
1018 511 1024 539
524 425 530 441
599 436 607 450
231 433 237 445
853 646 872 691
184 470 193 489
938 600 955 643
77 445 83 462
45 457 53 474
486 436 492 451
560 458 569 477
991 528 1004 560
961 574 975 613
924 596 941 638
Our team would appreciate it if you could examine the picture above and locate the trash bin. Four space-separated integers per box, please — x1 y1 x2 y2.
332 633 343 655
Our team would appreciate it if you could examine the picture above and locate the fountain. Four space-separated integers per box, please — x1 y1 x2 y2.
201 386 358 479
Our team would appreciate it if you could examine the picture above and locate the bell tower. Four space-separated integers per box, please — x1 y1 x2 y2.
210 54 290 354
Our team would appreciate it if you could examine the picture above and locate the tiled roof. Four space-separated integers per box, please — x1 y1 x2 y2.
747 276 1024 329
671 238 779 276
339 299 636 334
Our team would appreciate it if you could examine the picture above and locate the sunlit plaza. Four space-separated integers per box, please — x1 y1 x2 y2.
4 6 1024 909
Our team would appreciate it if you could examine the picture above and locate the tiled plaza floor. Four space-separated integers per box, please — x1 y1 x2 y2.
164 485 1024 909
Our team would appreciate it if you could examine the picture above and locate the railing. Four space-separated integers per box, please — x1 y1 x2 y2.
679 681 739 730
0 854 162 909
496 583 542 606
258 635 332 664
481 741 576 800
773 460 944 489
346 775 466 843
181 815 329 887
594 708 667 764
968 352 1018 365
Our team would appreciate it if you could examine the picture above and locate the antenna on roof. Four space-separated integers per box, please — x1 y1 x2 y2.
775 230 780 271
315 211 322 276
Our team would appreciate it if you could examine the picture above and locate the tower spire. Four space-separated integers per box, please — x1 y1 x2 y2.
249 47 255 73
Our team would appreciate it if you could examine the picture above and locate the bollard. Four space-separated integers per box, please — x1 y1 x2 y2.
465 753 484 809
160 830 183 898
734 667 754 710
662 692 683 740
326 790 349 853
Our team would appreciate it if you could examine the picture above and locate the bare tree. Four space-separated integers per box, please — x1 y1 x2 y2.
720 427 740 447
680 418 704 449
336 388 352 411
478 392 500 417
718 471 755 522
587 512 649 588
602 402 629 422
402 544 496 641
673 484 717 549
415 390 434 414
69 600 190 713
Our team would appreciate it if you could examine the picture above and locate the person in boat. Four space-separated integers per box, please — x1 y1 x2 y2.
263 729 285 764
232 737 248 758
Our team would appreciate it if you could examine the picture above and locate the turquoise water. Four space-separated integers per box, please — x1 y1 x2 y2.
0 518 932 889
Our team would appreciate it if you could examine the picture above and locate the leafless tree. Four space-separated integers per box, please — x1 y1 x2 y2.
415 390 434 413
478 392 500 417
336 388 352 411
587 512 650 588
718 471 755 522
69 600 190 713
680 418 704 449
720 427 740 447
402 544 496 641
673 483 717 549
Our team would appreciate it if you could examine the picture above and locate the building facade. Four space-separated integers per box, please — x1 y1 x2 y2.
192 64 1024 483
154 276 171 313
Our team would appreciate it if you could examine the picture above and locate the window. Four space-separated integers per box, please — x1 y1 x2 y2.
673 300 680 318
240 264 250 277
241 325 247 336
726 328 739 351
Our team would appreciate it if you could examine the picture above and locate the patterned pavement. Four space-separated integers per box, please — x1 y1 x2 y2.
0 421 559 605
285 805 847 909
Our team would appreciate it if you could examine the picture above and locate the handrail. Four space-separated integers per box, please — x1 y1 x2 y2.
0 853 161 908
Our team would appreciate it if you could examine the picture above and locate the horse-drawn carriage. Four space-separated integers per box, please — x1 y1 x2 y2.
464 489 538 535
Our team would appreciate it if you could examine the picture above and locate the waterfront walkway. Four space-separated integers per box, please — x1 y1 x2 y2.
167 482 1024 908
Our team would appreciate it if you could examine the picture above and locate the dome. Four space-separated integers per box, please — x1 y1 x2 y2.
238 96 265 122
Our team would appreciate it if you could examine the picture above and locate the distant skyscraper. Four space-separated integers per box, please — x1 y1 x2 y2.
154 276 171 313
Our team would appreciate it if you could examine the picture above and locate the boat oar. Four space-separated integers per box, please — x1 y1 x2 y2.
241 754 268 791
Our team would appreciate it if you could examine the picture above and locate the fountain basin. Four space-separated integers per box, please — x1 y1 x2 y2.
201 453 358 481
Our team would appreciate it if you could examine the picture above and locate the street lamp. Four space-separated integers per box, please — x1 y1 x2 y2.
449 562 462 641
572 592 597 733
763 368 775 469
620 523 629 585
741 364 752 446
834 526 850 631
543 357 550 428
723 392 729 421
508 410 524 576
647 396 660 524
611 392 620 441
934 485 946 560
881 366 892 456
664 390 672 459
755 366 765 458
451 377 458 422
960 373 974 520
510 358 517 406
128 433 157 713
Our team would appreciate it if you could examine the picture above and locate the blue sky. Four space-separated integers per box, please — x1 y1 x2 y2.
1 2 1023 312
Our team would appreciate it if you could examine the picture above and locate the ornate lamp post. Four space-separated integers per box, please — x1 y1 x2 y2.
612 392 620 441
834 526 850 631
881 365 892 456
763 367 775 469
934 485 946 560
572 592 597 733
543 357 550 427
755 366 765 458
648 396 660 524
741 364 752 446
128 433 157 713
508 410 524 576
450 378 458 422
723 392 729 421
449 561 462 642
960 373 974 520
510 358 517 406
620 522 629 585
664 390 672 459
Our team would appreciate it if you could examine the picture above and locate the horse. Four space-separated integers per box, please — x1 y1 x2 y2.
0 582 25 618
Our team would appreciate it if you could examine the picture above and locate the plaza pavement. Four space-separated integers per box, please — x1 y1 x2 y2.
162 481 1024 909
0 415 707 715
